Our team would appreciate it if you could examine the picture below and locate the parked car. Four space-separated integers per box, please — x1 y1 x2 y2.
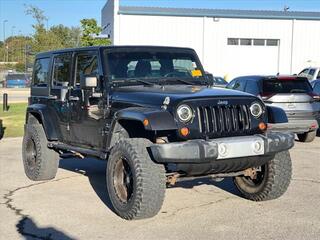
298 67 320 81
205 72 228 87
311 79 320 95
227 75 319 142
311 79 320 130
22 46 294 220
5 73 30 88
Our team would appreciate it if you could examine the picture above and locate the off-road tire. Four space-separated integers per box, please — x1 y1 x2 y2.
106 138 166 220
234 151 292 201
297 130 316 143
22 116 59 181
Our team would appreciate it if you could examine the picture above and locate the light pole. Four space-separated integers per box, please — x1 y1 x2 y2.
18 30 22 62
10 26 16 62
3 20 8 62
11 26 16 37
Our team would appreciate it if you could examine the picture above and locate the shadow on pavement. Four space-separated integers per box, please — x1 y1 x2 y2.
59 158 115 213
171 176 241 196
59 157 241 213
16 216 75 240
0 119 5 140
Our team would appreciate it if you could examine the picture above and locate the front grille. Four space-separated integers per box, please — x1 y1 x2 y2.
197 105 251 135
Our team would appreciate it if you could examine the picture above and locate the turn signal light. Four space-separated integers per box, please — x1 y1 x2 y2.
143 119 149 127
259 122 267 131
180 127 190 136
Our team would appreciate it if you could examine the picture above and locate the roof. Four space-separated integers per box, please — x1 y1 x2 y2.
36 45 195 58
118 6 320 21
233 75 309 81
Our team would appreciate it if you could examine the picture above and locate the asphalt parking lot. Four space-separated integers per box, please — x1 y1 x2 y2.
0 137 319 240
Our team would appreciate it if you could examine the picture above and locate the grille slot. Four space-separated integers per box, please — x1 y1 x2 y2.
197 105 251 135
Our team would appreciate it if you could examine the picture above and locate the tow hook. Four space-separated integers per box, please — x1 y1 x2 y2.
244 167 261 179
167 173 179 186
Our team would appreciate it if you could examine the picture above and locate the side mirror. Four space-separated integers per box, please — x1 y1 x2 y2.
80 76 97 89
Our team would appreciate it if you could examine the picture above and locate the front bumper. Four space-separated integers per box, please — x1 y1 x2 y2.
268 119 318 134
149 132 294 164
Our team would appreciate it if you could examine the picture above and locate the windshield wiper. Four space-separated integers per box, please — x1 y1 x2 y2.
159 77 195 85
112 78 155 87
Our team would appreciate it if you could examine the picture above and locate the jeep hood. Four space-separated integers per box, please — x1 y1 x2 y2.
111 85 256 107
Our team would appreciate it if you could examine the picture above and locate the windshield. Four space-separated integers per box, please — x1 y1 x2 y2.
104 49 204 84
213 77 227 85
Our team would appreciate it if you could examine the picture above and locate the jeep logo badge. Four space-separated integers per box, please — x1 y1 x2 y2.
218 100 228 105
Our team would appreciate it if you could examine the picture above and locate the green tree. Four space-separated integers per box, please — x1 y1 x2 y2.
25 5 59 52
80 19 111 46
50 25 81 48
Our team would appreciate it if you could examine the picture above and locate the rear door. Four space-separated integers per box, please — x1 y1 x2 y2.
262 78 315 120
50 52 73 143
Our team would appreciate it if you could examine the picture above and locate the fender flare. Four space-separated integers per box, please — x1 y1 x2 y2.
105 107 177 149
266 105 288 124
26 104 61 141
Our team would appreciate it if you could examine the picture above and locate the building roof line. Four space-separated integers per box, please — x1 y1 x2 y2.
118 6 320 20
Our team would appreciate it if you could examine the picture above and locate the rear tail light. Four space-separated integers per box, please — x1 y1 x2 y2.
310 123 317 129
308 92 320 101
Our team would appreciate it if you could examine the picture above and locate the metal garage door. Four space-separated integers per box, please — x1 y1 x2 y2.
225 38 280 78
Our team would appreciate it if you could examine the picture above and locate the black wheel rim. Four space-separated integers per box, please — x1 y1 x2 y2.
113 156 134 204
242 165 267 187
26 138 37 170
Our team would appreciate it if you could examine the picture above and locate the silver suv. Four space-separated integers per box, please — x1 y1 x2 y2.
227 76 319 142
298 67 320 81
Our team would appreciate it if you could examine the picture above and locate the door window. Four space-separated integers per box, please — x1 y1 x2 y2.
308 69 316 80
33 58 50 87
245 81 259 95
52 53 72 87
75 52 99 86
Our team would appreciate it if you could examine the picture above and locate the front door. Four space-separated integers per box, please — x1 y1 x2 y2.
68 51 105 149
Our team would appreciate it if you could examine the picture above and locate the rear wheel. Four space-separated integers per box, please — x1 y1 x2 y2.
22 116 59 181
234 151 292 201
106 138 166 220
297 130 316 142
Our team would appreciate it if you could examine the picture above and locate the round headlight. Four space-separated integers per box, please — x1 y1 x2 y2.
250 102 263 118
177 104 193 122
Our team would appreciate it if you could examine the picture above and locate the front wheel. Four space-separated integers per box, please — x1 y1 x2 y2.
234 151 292 201
106 138 166 220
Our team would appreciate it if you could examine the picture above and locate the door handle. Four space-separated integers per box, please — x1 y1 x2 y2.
69 96 80 101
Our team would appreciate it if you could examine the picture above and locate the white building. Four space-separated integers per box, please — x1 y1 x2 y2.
102 0 320 79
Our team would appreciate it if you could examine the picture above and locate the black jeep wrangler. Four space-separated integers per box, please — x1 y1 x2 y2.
23 46 294 220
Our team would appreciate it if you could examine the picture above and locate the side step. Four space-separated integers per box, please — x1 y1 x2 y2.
48 142 108 159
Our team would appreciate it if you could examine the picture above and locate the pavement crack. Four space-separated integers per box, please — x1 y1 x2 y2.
164 196 235 218
2 175 80 240
292 178 320 184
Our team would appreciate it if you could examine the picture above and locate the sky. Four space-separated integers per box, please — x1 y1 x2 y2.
1 0 320 41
